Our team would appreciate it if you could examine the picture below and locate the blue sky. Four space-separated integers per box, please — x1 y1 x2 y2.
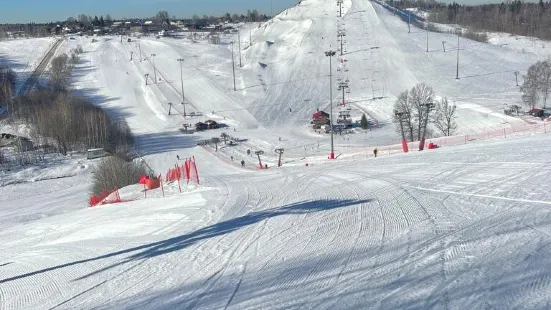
0 0 299 23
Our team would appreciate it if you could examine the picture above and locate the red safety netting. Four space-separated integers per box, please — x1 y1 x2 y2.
164 157 200 185
89 187 121 207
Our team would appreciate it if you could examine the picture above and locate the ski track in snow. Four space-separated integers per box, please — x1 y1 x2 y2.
3 0 551 309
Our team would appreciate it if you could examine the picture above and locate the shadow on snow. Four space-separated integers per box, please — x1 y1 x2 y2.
0 198 370 285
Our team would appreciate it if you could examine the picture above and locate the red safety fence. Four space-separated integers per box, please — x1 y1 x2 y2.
89 187 121 207
341 121 550 157
165 156 200 186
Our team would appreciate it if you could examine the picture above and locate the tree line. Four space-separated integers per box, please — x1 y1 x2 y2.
3 51 134 158
388 0 551 41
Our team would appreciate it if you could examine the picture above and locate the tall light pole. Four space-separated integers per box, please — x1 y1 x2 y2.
456 30 460 80
238 29 242 68
325 50 336 159
231 42 236 91
426 22 429 52
151 53 157 83
177 58 186 117
514 71 520 86
137 41 142 62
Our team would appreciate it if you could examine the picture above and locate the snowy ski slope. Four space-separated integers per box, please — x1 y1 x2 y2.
2 0 551 309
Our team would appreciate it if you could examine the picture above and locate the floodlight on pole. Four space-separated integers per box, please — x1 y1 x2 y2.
456 29 460 80
325 50 336 159
238 29 242 68
231 42 236 91
151 53 157 83
514 71 520 86
177 58 186 117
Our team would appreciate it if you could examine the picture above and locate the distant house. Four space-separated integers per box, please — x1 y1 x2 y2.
530 108 544 117
204 120 218 129
195 122 208 131
144 21 154 26
312 111 330 126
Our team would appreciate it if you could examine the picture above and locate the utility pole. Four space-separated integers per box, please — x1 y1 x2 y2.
338 30 346 56
271 0 273 19
408 13 411 33
338 81 349 106
275 148 284 167
337 0 343 17
238 29 242 68
394 111 409 153
138 41 142 62
442 41 446 52
130 51 133 61
514 71 519 86
151 53 157 83
177 58 186 117
145 73 149 86
231 42 236 91
426 22 429 52
419 103 434 151
456 30 460 79
325 50 336 159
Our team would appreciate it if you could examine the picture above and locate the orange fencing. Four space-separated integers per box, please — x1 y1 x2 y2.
165 156 200 186
89 187 121 207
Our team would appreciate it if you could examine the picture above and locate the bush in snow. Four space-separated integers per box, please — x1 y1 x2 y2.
49 54 71 91
91 155 147 195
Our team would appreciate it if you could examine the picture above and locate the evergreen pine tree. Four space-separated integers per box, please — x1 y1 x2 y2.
360 113 368 129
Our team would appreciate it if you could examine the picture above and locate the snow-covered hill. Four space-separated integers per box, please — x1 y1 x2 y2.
2 0 551 309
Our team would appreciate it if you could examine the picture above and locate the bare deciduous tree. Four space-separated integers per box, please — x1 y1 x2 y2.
392 90 415 141
521 60 551 109
156 11 170 23
393 83 437 141
211 137 220 151
434 97 457 136
0 67 16 114
220 132 229 145
410 83 435 139
49 54 71 91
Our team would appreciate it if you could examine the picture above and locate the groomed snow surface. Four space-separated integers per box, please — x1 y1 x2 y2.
2 0 551 309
